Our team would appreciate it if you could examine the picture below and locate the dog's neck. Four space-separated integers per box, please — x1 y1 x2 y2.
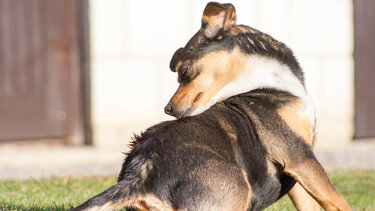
219 55 307 100
191 55 316 139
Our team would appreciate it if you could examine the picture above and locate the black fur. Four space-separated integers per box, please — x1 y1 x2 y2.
75 89 316 211
232 26 304 85
170 25 304 87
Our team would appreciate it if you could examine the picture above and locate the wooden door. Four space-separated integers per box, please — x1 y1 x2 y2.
354 0 375 139
0 0 90 143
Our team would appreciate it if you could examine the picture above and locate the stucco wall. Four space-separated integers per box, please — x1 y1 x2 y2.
90 0 354 150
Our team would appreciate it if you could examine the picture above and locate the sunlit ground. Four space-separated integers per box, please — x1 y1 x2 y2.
1 170 374 210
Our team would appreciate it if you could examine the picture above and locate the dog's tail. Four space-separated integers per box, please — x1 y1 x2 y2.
73 136 174 210
73 179 142 211
74 178 175 211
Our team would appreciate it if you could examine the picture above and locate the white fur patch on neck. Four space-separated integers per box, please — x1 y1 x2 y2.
190 55 316 131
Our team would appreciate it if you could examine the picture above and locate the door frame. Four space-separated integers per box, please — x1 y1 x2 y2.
353 0 375 140
77 0 92 145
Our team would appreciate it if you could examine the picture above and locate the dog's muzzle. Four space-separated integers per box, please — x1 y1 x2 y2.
164 103 174 116
164 102 185 118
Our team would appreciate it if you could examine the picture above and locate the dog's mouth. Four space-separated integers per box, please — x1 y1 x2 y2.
177 107 193 119
193 92 202 103
177 92 203 119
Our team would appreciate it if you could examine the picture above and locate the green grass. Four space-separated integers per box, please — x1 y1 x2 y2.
265 170 375 211
0 176 117 210
1 170 374 210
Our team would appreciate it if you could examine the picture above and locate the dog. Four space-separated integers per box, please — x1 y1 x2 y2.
164 2 340 210
74 2 351 211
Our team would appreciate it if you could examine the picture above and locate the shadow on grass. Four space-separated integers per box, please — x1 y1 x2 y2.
1 204 128 211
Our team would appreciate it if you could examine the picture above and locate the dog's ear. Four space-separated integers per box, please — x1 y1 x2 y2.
170 48 184 72
201 2 236 39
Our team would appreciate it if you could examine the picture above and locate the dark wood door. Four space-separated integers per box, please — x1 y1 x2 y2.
0 0 89 142
354 0 375 139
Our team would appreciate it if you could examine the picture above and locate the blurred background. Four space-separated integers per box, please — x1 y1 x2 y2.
0 0 374 178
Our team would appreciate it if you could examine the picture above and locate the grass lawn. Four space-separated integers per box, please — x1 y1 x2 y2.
1 170 374 210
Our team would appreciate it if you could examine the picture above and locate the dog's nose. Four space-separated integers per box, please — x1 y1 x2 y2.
164 103 174 116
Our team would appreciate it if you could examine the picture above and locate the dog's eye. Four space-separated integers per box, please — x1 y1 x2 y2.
180 66 188 76
180 60 192 75
178 66 192 84
216 34 224 40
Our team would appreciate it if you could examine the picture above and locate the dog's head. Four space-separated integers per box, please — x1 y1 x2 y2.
165 2 242 118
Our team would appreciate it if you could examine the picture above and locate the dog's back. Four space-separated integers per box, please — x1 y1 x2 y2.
74 88 310 211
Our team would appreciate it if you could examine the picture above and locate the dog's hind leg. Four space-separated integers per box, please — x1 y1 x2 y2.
288 182 320 211
284 157 351 211
175 163 252 211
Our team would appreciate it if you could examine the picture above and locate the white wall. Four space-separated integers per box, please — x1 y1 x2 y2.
90 0 354 150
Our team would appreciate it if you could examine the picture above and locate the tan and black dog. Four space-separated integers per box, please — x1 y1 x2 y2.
74 2 350 211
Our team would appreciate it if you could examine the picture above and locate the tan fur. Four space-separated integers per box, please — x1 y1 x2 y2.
289 183 320 211
87 196 139 211
212 171 251 211
201 3 237 39
240 170 252 211
278 100 320 210
277 99 313 145
170 81 205 111
229 25 255 35
285 159 351 211
218 118 237 141
202 3 236 32
229 25 282 51
229 27 240 35
89 194 177 211
141 194 177 211
175 61 182 73
170 48 247 113
237 25 256 34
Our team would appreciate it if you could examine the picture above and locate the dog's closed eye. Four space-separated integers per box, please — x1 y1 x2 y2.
180 66 188 76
